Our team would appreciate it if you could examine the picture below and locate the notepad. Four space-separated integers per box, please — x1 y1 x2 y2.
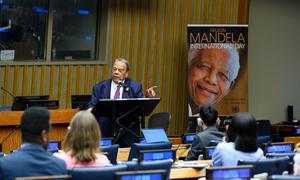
174 162 207 168
141 128 169 143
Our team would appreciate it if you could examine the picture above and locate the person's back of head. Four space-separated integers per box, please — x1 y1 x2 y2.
230 112 258 152
21 107 50 148
199 104 218 127
63 111 101 163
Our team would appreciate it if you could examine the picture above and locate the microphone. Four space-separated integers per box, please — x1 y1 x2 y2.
117 81 138 98
0 125 19 152
113 127 124 144
175 120 195 159
117 81 130 93
0 87 15 99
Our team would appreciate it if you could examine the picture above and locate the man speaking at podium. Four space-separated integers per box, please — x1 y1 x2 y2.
87 58 156 147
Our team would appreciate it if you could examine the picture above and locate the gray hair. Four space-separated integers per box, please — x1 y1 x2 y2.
114 58 130 72
188 45 240 82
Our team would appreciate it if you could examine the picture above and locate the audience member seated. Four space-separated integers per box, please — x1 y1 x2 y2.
0 107 67 179
186 104 224 160
293 142 300 175
212 112 265 166
54 111 111 168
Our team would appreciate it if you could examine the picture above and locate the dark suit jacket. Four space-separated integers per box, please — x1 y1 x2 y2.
0 143 67 180
186 126 224 161
88 78 144 108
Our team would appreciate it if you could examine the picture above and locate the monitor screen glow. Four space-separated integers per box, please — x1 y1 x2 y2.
208 148 216 157
100 139 113 146
119 174 163 180
48 142 60 150
185 134 195 143
115 170 166 180
143 151 173 161
266 144 293 153
212 168 251 179
296 128 300 135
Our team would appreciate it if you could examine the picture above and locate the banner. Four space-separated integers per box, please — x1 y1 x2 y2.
187 24 248 116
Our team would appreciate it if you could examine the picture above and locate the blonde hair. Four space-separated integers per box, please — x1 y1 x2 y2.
295 143 300 152
62 111 101 163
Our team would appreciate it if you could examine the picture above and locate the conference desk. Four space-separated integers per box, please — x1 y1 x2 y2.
117 145 209 179
0 109 78 153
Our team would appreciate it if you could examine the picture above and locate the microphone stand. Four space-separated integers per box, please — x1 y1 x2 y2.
1 87 15 99
175 121 195 160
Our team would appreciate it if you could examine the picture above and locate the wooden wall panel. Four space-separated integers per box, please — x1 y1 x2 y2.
0 0 249 134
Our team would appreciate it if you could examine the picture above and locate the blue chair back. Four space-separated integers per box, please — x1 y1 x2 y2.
148 112 171 131
257 136 272 149
238 156 289 175
101 144 119 164
128 141 172 161
256 120 272 136
266 152 295 163
139 159 173 179
69 164 127 180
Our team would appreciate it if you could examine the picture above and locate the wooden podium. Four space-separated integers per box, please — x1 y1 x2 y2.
0 109 78 153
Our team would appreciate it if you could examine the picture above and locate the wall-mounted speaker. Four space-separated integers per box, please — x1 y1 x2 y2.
288 105 294 124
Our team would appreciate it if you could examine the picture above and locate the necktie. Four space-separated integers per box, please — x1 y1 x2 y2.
114 85 121 99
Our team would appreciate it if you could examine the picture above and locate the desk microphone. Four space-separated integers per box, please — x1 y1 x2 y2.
0 125 19 152
175 120 194 158
0 86 15 99
113 127 124 144
115 120 139 139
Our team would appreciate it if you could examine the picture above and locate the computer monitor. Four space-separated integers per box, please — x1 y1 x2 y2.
27 100 59 110
71 95 91 110
203 146 216 160
100 138 114 146
206 165 254 180
187 116 198 133
139 149 177 162
265 142 294 154
128 141 173 161
294 126 300 136
141 128 169 144
182 133 196 144
115 170 166 180
47 141 61 153
11 95 49 111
